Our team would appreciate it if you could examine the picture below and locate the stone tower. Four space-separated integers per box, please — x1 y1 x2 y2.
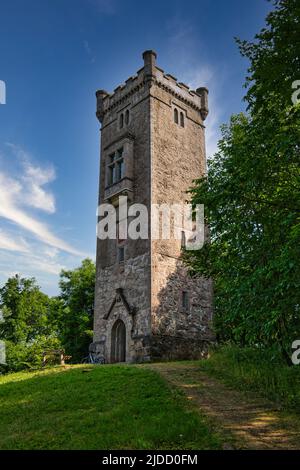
93 50 213 363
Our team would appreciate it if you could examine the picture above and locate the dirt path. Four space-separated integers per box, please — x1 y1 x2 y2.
146 362 300 450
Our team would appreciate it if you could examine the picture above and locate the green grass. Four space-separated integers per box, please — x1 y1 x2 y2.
0 364 222 450
198 345 300 412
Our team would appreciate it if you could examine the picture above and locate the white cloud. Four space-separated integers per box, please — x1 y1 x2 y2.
22 161 56 213
0 230 90 294
178 66 222 159
0 230 29 253
0 230 65 278
0 246 65 278
0 145 87 258
25 255 65 276
6 143 56 213
165 17 224 159
83 40 96 64
0 172 85 256
88 0 117 15
41 246 60 259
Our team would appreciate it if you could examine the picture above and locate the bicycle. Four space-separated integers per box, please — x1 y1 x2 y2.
81 352 105 365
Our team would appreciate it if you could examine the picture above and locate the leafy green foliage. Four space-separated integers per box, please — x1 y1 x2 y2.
58 258 95 362
0 275 62 372
0 259 96 371
184 0 300 359
0 275 53 343
4 337 61 373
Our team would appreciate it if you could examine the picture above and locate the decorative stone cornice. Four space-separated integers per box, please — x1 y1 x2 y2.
100 81 146 117
98 79 207 121
154 79 204 114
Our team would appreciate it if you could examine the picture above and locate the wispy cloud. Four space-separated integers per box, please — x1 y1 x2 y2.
22 160 56 213
0 230 29 253
7 143 56 213
165 17 224 158
0 145 87 257
178 67 222 159
83 40 96 64
88 0 117 15
0 144 92 294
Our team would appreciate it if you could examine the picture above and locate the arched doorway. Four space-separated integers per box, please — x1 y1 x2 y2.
111 319 126 363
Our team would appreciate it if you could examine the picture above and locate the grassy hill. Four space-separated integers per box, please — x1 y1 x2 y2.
0 364 222 450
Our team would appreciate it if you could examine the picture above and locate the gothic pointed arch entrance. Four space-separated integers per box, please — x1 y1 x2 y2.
111 319 126 363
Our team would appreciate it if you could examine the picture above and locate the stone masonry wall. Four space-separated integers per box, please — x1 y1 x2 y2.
94 51 214 362
94 61 152 363
149 69 214 359
94 252 151 363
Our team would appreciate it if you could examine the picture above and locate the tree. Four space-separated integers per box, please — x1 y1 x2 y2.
0 275 61 372
0 275 54 344
0 259 96 371
184 0 300 362
58 259 95 362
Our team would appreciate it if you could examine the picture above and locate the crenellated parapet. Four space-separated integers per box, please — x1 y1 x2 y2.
96 50 209 123
154 68 209 118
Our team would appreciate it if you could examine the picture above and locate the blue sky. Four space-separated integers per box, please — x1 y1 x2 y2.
0 0 271 295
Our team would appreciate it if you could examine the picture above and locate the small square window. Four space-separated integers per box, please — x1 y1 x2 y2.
181 231 186 248
118 246 125 264
182 291 189 311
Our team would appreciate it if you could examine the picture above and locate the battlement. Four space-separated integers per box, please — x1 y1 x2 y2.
96 50 209 123
154 67 209 120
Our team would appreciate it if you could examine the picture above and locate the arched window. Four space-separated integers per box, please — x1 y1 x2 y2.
125 109 129 125
174 108 178 124
180 112 184 127
119 113 124 129
181 291 189 311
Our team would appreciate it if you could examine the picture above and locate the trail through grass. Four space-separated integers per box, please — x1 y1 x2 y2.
148 361 300 450
199 346 300 412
